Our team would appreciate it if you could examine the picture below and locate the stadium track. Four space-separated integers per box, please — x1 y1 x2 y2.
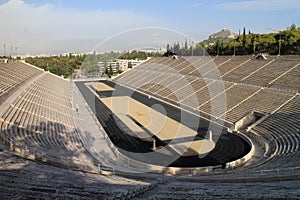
76 80 251 167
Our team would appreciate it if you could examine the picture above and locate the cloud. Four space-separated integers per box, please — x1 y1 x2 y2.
0 0 162 54
216 0 300 11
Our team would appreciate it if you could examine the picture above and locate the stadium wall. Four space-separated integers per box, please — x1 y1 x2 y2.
226 132 255 169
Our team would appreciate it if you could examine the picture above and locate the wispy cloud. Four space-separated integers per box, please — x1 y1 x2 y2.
216 0 300 11
0 0 161 54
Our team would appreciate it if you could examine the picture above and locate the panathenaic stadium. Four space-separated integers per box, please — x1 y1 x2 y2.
0 55 299 199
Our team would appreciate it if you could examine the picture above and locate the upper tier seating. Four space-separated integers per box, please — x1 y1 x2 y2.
114 56 298 124
0 61 43 99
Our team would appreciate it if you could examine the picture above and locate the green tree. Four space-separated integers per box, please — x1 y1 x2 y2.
108 64 113 76
128 62 132 69
184 39 188 50
290 23 297 31
166 43 170 51
242 27 246 47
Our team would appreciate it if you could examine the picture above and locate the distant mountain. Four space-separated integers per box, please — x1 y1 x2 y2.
202 28 237 45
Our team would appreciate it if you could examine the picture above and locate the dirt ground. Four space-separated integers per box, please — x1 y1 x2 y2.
96 83 215 156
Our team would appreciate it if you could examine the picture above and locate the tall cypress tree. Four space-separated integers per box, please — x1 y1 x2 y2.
242 27 246 47
184 39 188 50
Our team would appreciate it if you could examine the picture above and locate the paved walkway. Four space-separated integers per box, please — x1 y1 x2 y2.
72 81 120 167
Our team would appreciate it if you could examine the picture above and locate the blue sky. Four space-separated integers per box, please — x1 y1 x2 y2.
1 0 300 55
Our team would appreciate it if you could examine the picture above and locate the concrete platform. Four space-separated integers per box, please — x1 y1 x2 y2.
86 82 115 91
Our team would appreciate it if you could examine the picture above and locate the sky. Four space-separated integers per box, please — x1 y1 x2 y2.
0 0 300 55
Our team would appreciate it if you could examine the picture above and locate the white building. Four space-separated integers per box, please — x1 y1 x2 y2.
98 61 119 73
98 59 143 73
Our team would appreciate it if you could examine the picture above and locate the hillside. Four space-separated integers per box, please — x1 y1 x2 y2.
199 24 300 55
202 28 237 45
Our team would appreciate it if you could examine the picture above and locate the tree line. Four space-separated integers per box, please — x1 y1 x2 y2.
118 50 161 60
25 54 84 78
204 25 300 56
167 24 300 56
24 50 162 78
25 52 121 78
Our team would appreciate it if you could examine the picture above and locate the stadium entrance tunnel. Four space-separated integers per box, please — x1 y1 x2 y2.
76 80 251 168
233 110 266 131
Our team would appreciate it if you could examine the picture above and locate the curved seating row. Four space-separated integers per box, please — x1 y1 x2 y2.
0 150 153 199
0 61 43 99
0 72 93 166
251 95 300 169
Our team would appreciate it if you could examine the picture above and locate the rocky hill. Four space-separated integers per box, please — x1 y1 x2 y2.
202 28 237 45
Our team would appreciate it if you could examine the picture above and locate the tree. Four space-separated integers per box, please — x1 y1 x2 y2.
242 27 246 47
173 42 180 54
166 43 170 51
128 62 132 69
251 34 256 54
25 54 86 78
216 40 220 55
108 64 113 76
184 39 188 50
290 23 297 31
118 50 155 60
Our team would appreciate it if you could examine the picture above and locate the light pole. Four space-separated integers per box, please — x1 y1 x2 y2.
266 28 281 56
